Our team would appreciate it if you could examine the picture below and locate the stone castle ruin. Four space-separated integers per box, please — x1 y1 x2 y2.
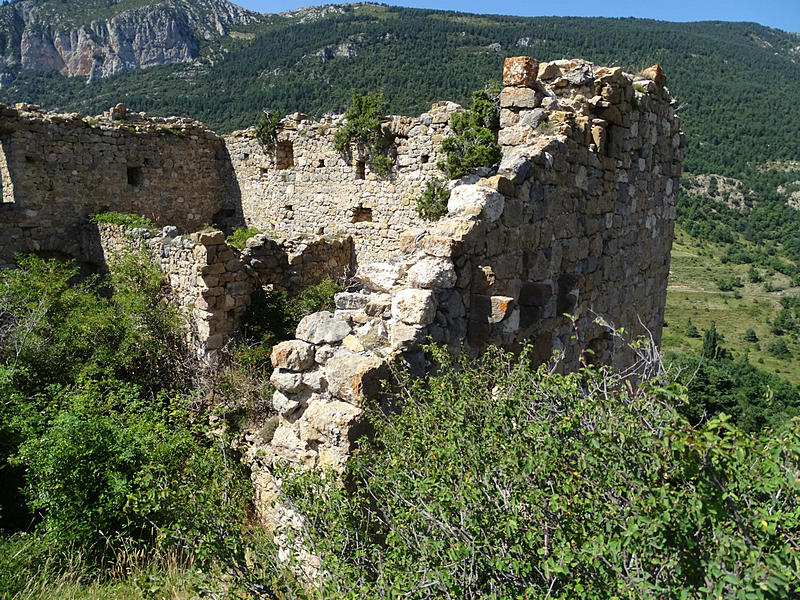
0 57 684 533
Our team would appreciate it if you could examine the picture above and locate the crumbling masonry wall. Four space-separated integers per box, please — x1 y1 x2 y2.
224 103 458 264
92 223 352 357
256 57 685 536
0 57 684 542
0 103 229 266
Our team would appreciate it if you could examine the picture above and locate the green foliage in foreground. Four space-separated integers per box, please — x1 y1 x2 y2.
0 254 251 585
283 345 800 599
438 87 502 179
89 211 155 230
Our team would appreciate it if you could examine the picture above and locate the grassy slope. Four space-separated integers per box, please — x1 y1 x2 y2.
663 226 800 384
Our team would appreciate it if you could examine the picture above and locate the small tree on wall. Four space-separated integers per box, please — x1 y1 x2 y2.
334 91 393 177
438 84 502 179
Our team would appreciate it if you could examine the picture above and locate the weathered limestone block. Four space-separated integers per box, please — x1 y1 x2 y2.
273 390 305 416
298 400 362 470
406 257 457 289
499 87 541 109
447 185 505 222
324 353 386 405
503 56 539 87
271 340 316 371
357 262 406 292
270 369 306 394
391 288 437 325
296 312 351 345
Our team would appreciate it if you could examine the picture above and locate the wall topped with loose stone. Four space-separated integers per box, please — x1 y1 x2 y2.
223 103 459 264
0 102 230 266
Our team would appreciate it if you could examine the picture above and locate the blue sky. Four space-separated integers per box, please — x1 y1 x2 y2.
235 0 800 33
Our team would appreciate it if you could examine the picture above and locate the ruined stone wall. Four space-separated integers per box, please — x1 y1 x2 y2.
95 224 254 358
224 103 458 264
94 223 353 359
255 57 684 540
0 103 230 265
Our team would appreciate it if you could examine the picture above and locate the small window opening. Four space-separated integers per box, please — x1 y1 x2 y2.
420 154 429 164
351 204 373 223
276 141 294 170
25 155 35 163
317 158 325 167
143 158 151 166
260 167 269 177
355 160 365 180
127 166 143 187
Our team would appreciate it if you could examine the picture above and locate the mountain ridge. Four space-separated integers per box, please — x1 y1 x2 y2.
0 0 261 79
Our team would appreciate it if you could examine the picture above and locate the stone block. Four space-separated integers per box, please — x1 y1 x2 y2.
499 86 541 109
270 369 306 394
503 56 539 87
471 294 515 324
639 64 666 87
198 230 225 245
498 149 532 184
447 185 505 222
271 340 316 371
407 257 457 289
334 292 370 310
357 262 406 292
324 354 386 405
392 288 437 325
296 311 351 344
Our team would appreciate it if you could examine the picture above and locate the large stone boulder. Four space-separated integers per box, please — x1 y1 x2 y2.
271 340 316 371
324 353 387 405
296 311 351 345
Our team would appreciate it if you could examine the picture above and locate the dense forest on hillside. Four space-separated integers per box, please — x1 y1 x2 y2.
1 3 799 180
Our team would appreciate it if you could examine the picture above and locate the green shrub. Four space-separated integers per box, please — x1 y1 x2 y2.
0 253 183 392
414 177 451 221
370 153 392 177
254 109 280 152
685 319 700 338
744 328 759 342
333 91 394 178
0 254 251 579
333 91 386 153
283 345 800 599
771 308 797 336
767 338 791 359
90 211 155 230
714 273 742 291
227 226 263 250
13 385 251 562
437 86 502 179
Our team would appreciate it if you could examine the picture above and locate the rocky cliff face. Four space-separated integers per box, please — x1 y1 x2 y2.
0 0 259 80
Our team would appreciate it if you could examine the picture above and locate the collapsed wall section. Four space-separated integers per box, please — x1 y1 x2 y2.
224 104 458 264
94 223 353 359
0 103 230 266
